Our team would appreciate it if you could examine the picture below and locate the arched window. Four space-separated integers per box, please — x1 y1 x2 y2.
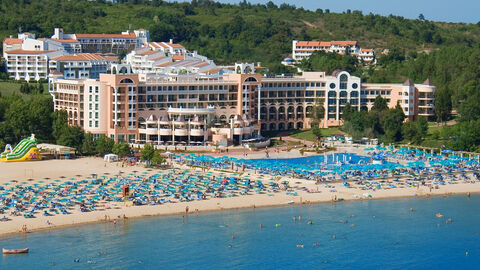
340 91 348 98
120 78 134 84
340 74 348 89
245 77 257 82
350 91 359 97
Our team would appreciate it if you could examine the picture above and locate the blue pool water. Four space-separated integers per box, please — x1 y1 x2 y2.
252 153 369 168
1 195 480 269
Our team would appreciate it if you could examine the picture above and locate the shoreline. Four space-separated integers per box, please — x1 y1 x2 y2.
1 185 477 239
1 153 479 241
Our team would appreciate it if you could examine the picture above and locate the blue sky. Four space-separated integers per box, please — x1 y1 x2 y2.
185 0 479 23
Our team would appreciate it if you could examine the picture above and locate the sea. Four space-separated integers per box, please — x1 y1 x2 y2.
1 194 479 269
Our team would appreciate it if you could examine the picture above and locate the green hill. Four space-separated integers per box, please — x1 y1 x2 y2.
1 0 479 69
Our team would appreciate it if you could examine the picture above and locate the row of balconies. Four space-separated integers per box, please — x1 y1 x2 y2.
139 128 204 137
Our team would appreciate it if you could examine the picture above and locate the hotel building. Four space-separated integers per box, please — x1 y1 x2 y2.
51 63 435 145
2 27 149 81
291 40 375 63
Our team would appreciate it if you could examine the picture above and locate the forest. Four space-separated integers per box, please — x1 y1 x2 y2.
0 0 479 151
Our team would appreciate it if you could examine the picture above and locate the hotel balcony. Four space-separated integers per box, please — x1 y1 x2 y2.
190 129 205 136
174 128 188 136
159 128 172 136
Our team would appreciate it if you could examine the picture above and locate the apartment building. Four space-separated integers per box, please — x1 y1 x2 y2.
51 63 435 145
125 47 217 75
49 53 117 79
51 28 149 54
291 40 375 63
4 49 65 81
148 41 186 55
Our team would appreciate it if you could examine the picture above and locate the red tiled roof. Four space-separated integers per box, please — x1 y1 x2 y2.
157 62 174 67
296 40 357 47
148 42 162 48
5 49 53 55
172 55 184 61
75 33 136 39
166 43 184 49
330 41 357 46
195 62 209 68
296 41 331 47
205 67 222 74
3 38 23 45
137 50 158 56
52 53 106 61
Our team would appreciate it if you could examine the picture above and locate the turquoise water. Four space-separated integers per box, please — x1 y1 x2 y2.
1 195 480 269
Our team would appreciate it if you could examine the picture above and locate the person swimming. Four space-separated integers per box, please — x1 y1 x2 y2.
307 220 313 225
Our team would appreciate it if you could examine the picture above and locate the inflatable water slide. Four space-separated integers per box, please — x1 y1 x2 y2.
0 134 41 162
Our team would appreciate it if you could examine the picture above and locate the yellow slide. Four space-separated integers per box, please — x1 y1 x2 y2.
1 147 42 162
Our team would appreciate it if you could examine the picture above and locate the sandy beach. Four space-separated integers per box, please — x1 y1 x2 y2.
1 152 479 238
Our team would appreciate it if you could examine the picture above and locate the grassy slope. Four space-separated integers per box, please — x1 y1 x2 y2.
290 128 341 142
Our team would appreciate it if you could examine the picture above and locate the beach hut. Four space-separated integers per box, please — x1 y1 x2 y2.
104 154 119 162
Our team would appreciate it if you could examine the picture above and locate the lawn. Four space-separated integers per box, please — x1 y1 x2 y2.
0 81 22 96
0 81 49 99
289 127 342 142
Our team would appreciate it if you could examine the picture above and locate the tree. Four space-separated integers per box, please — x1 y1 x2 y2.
310 98 325 138
27 95 53 141
342 102 355 121
113 141 131 157
382 103 405 143
95 135 114 155
371 95 388 112
52 110 69 141
82 132 96 155
417 116 428 141
57 126 84 150
141 143 155 162
435 87 451 124
402 121 419 143
151 150 165 166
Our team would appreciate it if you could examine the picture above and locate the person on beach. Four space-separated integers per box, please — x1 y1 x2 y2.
185 206 189 214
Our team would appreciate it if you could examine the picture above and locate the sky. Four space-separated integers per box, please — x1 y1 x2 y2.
184 0 480 23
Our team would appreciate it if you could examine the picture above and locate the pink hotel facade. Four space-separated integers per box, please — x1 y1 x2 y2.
51 64 435 145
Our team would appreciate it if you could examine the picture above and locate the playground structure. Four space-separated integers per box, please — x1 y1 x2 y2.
0 134 42 162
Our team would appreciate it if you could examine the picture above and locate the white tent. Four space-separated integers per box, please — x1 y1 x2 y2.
104 153 118 162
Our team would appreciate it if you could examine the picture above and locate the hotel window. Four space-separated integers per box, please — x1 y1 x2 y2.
89 112 92 118
95 121 99 128
95 112 98 118
329 83 336 89
340 74 348 89
89 120 92 127
95 104 99 110
89 104 92 110
89 95 92 101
